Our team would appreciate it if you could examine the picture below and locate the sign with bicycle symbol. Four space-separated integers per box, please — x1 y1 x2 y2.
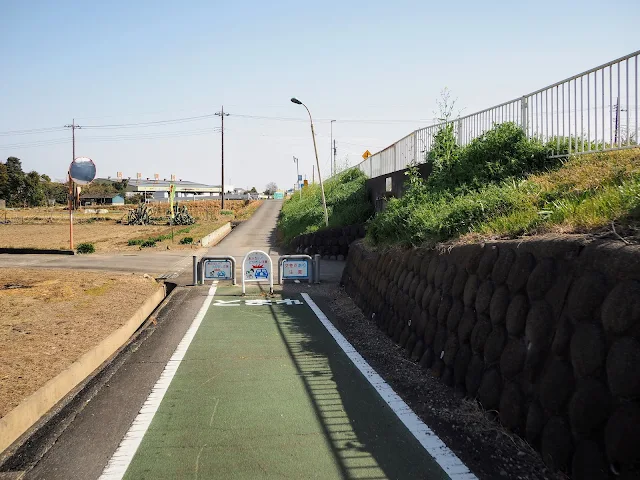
243 251 271 281
204 259 233 280
242 250 274 294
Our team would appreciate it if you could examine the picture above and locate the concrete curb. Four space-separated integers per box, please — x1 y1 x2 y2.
0 248 75 255
199 222 232 247
0 285 167 455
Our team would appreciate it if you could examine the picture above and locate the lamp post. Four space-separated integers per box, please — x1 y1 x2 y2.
291 97 329 227
293 156 301 199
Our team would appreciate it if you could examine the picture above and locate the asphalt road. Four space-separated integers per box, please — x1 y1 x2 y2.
1 200 467 479
0 248 202 278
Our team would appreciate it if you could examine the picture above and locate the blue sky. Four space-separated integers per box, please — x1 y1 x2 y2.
1 0 638 191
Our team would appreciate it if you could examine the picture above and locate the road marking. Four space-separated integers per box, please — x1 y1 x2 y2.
212 299 304 307
99 282 218 480
208 398 220 427
194 443 207 480
300 293 477 480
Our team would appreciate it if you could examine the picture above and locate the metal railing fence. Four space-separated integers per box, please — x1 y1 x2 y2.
356 50 639 179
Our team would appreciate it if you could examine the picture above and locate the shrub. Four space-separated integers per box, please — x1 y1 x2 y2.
128 239 143 246
140 240 156 248
368 176 528 247
180 237 194 244
220 209 234 216
76 242 95 254
427 122 548 194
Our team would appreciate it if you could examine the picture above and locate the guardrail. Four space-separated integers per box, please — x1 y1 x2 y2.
356 50 639 179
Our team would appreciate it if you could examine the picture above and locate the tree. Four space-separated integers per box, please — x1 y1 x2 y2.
23 171 45 206
113 179 128 193
5 157 25 206
264 182 278 195
81 181 118 197
0 163 8 201
41 176 68 205
249 186 258 194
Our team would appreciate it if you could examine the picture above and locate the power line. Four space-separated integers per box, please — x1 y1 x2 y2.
0 126 66 137
0 138 71 150
229 113 435 124
82 128 222 141
80 113 219 129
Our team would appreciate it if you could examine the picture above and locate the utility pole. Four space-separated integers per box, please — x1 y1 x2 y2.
333 140 337 175
312 165 315 184
64 119 81 250
330 120 336 177
215 107 230 209
293 156 301 199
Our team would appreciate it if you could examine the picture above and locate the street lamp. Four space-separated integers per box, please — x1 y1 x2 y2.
291 97 329 227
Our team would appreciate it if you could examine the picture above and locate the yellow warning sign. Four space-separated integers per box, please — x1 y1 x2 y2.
362 150 371 159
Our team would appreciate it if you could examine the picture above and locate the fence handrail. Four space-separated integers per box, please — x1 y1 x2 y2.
526 49 640 97
353 50 639 178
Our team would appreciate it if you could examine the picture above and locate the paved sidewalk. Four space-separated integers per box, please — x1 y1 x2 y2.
116 286 448 479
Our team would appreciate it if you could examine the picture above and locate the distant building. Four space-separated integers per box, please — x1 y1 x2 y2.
119 178 234 200
80 194 125 206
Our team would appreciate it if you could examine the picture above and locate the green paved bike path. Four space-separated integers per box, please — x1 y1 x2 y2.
123 289 449 479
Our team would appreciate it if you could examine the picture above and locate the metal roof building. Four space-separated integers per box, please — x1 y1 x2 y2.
124 179 223 195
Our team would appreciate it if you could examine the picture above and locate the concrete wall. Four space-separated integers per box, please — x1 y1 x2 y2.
341 238 640 479
289 224 366 260
365 162 432 212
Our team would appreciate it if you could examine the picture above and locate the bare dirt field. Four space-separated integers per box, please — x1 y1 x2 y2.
0 200 262 252
0 223 174 251
0 268 162 418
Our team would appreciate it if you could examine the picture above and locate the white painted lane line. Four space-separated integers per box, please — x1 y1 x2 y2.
300 293 477 480
99 282 218 480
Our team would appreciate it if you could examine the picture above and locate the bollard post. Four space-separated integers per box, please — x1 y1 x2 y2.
192 255 197 286
314 254 321 284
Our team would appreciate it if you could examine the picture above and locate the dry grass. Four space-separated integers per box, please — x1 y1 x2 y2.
0 223 174 251
0 200 262 252
529 148 640 194
458 148 640 244
0 268 162 418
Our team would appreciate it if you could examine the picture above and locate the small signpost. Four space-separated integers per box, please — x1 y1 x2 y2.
242 250 273 294
362 150 372 159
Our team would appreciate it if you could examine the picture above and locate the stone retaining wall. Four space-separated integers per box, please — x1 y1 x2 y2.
341 238 640 479
290 224 365 260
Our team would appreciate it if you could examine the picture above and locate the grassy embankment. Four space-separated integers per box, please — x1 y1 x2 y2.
366 122 640 247
277 169 373 245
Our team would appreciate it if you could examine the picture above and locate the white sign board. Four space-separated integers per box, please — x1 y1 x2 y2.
242 250 273 294
282 260 309 279
204 259 233 280
244 251 271 281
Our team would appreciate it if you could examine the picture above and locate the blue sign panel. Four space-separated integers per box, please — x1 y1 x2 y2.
204 259 233 280
282 260 309 279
